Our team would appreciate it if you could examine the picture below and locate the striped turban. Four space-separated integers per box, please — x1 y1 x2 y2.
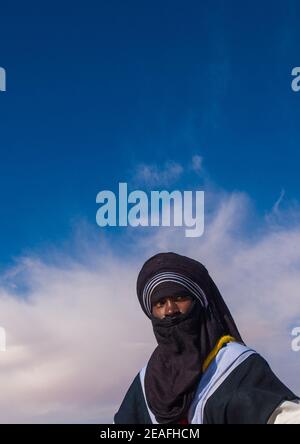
136 251 243 424
137 252 212 318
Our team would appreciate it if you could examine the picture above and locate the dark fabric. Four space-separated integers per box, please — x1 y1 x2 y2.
136 252 243 424
203 353 298 424
114 374 151 424
114 354 299 424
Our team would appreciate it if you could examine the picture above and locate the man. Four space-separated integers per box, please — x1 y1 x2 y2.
114 252 300 424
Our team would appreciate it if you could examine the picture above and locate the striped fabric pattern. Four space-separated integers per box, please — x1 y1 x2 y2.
142 271 209 317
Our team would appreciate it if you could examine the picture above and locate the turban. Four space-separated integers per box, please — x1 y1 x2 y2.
136 252 243 424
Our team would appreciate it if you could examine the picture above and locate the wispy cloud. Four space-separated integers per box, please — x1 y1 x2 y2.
132 155 205 189
133 161 183 187
190 154 203 174
272 189 286 215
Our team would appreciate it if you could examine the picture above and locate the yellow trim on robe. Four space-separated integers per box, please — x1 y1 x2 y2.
202 335 237 373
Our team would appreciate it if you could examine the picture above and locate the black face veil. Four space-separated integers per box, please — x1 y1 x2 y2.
136 252 243 424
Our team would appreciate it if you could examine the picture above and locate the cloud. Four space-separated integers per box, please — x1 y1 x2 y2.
0 253 156 423
0 168 299 423
190 155 203 174
270 189 286 216
133 161 183 187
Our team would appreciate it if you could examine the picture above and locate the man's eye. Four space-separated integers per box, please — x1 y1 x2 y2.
175 295 185 301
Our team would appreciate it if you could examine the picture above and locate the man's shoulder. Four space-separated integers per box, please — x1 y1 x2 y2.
203 352 297 424
114 372 152 424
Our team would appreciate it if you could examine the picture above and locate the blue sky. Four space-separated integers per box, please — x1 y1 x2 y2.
1 0 300 267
